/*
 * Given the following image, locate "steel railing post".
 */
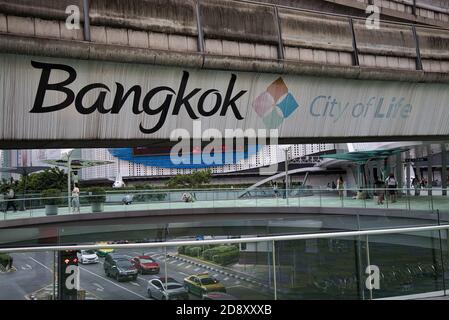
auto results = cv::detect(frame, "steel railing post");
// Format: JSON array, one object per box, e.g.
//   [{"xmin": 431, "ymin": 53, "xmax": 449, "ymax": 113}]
[
  {"xmin": 412, "ymin": 25, "xmax": 423, "ymax": 70},
  {"xmin": 349, "ymin": 18, "xmax": 360, "ymax": 66},
  {"xmin": 82, "ymin": 0, "xmax": 91, "ymax": 41},
  {"xmin": 366, "ymin": 235, "xmax": 373, "ymax": 300},
  {"xmin": 274, "ymin": 6, "xmax": 284, "ymax": 60},
  {"xmin": 195, "ymin": 0, "xmax": 205, "ymax": 53},
  {"xmin": 272, "ymin": 240, "xmax": 277, "ymax": 300}
]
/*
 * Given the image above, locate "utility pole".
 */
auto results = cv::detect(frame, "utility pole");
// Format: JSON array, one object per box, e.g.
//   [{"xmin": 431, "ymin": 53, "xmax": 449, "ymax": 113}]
[
  {"xmin": 284, "ymin": 147, "xmax": 290, "ymax": 202},
  {"xmin": 67, "ymin": 150, "xmax": 74, "ymax": 214}
]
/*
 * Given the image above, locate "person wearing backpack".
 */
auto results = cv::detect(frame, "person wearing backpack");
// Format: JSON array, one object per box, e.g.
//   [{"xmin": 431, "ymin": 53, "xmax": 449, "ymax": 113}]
[
  {"xmin": 4, "ymin": 187, "xmax": 17, "ymax": 213},
  {"xmin": 385, "ymin": 174, "xmax": 397, "ymax": 203}
]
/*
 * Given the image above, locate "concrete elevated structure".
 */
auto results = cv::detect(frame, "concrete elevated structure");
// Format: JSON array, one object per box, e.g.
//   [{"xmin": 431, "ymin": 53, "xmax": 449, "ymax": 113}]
[
  {"xmin": 2, "ymin": 0, "xmax": 449, "ymax": 76},
  {"xmin": 0, "ymin": 0, "xmax": 449, "ymax": 147}
]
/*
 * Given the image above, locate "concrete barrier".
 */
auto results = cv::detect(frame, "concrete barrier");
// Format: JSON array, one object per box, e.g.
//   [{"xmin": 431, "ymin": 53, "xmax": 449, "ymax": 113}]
[{"xmin": 1, "ymin": 0, "xmax": 449, "ymax": 76}]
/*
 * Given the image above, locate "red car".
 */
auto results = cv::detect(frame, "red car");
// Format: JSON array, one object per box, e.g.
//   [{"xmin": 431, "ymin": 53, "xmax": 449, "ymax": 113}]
[{"xmin": 130, "ymin": 255, "xmax": 160, "ymax": 274}]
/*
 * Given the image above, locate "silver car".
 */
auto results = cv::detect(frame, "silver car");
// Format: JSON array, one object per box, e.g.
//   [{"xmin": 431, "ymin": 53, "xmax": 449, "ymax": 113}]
[{"xmin": 147, "ymin": 278, "xmax": 189, "ymax": 300}]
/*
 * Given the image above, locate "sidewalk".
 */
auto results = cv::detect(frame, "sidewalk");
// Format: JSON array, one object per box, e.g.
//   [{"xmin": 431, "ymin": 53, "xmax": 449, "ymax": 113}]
[{"xmin": 26, "ymin": 284, "xmax": 99, "ymax": 300}]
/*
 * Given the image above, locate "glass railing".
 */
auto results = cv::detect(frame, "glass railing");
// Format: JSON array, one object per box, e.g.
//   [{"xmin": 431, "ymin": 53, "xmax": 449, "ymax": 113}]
[
  {"xmin": 1, "ymin": 224, "xmax": 449, "ymax": 300},
  {"xmin": 0, "ymin": 187, "xmax": 447, "ymax": 223}
]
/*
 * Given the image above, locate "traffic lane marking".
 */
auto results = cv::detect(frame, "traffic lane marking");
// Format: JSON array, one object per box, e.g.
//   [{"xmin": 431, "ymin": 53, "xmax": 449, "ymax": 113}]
[
  {"xmin": 79, "ymin": 266, "xmax": 148, "ymax": 300},
  {"xmin": 92, "ymin": 283, "xmax": 104, "ymax": 292},
  {"xmin": 29, "ymin": 257, "xmax": 52, "ymax": 273}
]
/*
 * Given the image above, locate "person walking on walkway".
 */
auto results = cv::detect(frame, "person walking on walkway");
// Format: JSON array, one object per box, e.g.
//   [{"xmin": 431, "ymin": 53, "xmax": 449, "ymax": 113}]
[
  {"xmin": 385, "ymin": 174, "xmax": 397, "ymax": 203},
  {"xmin": 273, "ymin": 182, "xmax": 279, "ymax": 198},
  {"xmin": 337, "ymin": 176, "xmax": 344, "ymax": 200},
  {"xmin": 4, "ymin": 187, "xmax": 17, "ymax": 213},
  {"xmin": 412, "ymin": 177, "xmax": 421, "ymax": 196},
  {"xmin": 71, "ymin": 183, "xmax": 80, "ymax": 213}
]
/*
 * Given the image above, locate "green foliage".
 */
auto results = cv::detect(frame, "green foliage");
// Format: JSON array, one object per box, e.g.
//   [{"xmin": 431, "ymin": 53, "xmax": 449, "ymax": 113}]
[
  {"xmin": 185, "ymin": 246, "xmax": 202, "ymax": 257},
  {"xmin": 181, "ymin": 244, "xmax": 239, "ymax": 266},
  {"xmin": 178, "ymin": 246, "xmax": 186, "ymax": 254},
  {"xmin": 18, "ymin": 167, "xmax": 67, "ymax": 192},
  {"xmin": 88, "ymin": 187, "xmax": 106, "ymax": 203},
  {"xmin": 166, "ymin": 170, "xmax": 212, "ymax": 189},
  {"xmin": 202, "ymin": 245, "xmax": 238, "ymax": 261},
  {"xmin": 132, "ymin": 184, "xmax": 167, "ymax": 201},
  {"xmin": 41, "ymin": 188, "xmax": 62, "ymax": 205},
  {"xmin": 0, "ymin": 253, "xmax": 12, "ymax": 268},
  {"xmin": 210, "ymin": 251, "xmax": 239, "ymax": 265},
  {"xmin": 0, "ymin": 178, "xmax": 18, "ymax": 193}
]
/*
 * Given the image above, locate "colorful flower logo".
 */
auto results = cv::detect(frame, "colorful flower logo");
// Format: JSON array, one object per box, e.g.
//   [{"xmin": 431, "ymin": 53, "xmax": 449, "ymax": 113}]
[{"xmin": 252, "ymin": 77, "xmax": 299, "ymax": 128}]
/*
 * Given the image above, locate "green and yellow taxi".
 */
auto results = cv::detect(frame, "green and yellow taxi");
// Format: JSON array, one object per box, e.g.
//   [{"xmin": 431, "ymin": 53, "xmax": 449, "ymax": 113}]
[
  {"xmin": 95, "ymin": 242, "xmax": 115, "ymax": 257},
  {"xmin": 183, "ymin": 273, "xmax": 226, "ymax": 297}
]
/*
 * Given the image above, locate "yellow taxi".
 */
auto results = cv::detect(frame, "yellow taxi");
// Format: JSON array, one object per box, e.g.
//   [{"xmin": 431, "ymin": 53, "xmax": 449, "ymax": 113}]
[
  {"xmin": 183, "ymin": 273, "xmax": 226, "ymax": 297},
  {"xmin": 95, "ymin": 242, "xmax": 115, "ymax": 257}
]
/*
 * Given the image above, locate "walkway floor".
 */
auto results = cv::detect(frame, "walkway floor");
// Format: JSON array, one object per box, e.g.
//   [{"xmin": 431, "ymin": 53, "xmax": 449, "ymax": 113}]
[{"xmin": 1, "ymin": 194, "xmax": 448, "ymax": 222}]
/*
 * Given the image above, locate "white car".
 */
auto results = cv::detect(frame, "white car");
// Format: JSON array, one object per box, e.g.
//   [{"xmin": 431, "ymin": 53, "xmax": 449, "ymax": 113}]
[{"xmin": 77, "ymin": 250, "xmax": 99, "ymax": 264}]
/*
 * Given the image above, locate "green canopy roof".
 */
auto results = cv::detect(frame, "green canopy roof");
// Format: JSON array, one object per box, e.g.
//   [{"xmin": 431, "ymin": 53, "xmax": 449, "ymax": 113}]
[
  {"xmin": 42, "ymin": 159, "xmax": 114, "ymax": 170},
  {"xmin": 320, "ymin": 147, "xmax": 406, "ymax": 163}
]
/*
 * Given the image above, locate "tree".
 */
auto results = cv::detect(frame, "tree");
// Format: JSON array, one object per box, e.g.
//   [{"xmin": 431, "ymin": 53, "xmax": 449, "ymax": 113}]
[
  {"xmin": 0, "ymin": 178, "xmax": 19, "ymax": 193},
  {"xmin": 18, "ymin": 167, "xmax": 68, "ymax": 192},
  {"xmin": 166, "ymin": 170, "xmax": 212, "ymax": 189}
]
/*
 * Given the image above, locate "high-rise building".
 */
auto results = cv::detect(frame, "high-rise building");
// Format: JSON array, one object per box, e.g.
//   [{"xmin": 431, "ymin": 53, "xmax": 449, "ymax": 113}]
[
  {"xmin": 0, "ymin": 149, "xmax": 64, "ymax": 180},
  {"xmin": 80, "ymin": 144, "xmax": 336, "ymax": 181}
]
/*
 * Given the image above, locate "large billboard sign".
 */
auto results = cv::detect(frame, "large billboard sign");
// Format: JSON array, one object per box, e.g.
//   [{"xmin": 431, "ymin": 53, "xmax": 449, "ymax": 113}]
[{"xmin": 1, "ymin": 53, "xmax": 449, "ymax": 144}]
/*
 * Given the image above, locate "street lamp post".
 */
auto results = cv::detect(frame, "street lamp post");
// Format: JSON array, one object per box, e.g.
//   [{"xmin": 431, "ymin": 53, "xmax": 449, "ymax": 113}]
[
  {"xmin": 282, "ymin": 146, "xmax": 291, "ymax": 202},
  {"xmin": 67, "ymin": 150, "xmax": 73, "ymax": 214}
]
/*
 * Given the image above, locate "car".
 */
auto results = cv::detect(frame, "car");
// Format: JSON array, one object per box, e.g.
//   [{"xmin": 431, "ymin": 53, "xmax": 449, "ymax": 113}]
[
  {"xmin": 130, "ymin": 255, "xmax": 160, "ymax": 274},
  {"xmin": 147, "ymin": 277, "xmax": 189, "ymax": 300},
  {"xmin": 95, "ymin": 242, "xmax": 115, "ymax": 257},
  {"xmin": 183, "ymin": 273, "xmax": 226, "ymax": 298},
  {"xmin": 103, "ymin": 253, "xmax": 138, "ymax": 282},
  {"xmin": 202, "ymin": 292, "xmax": 237, "ymax": 300},
  {"xmin": 77, "ymin": 250, "xmax": 99, "ymax": 264}
]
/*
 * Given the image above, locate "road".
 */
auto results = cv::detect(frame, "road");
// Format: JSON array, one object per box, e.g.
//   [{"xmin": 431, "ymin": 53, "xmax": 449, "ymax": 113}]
[{"xmin": 0, "ymin": 249, "xmax": 273, "ymax": 300}]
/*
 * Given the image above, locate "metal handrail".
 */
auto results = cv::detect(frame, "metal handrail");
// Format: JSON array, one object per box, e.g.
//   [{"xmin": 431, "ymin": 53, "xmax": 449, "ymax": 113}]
[
  {"xmin": 229, "ymin": 0, "xmax": 449, "ymax": 32},
  {"xmin": 1, "ymin": 223, "xmax": 448, "ymax": 253},
  {"xmin": 0, "ymin": 187, "xmax": 440, "ymax": 203},
  {"xmin": 0, "ymin": 187, "xmax": 441, "ymax": 203}
]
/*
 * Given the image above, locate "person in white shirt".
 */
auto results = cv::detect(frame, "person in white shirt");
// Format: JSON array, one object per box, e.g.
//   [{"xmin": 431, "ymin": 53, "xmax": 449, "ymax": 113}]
[
  {"xmin": 385, "ymin": 174, "xmax": 397, "ymax": 203},
  {"xmin": 71, "ymin": 183, "xmax": 80, "ymax": 213},
  {"xmin": 4, "ymin": 187, "xmax": 17, "ymax": 213}
]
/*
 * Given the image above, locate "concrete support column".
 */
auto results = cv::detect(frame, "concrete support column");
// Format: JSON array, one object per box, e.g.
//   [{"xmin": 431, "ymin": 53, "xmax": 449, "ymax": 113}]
[
  {"xmin": 369, "ymin": 162, "xmax": 375, "ymax": 188},
  {"xmin": 376, "ymin": 160, "xmax": 383, "ymax": 181},
  {"xmin": 415, "ymin": 164, "xmax": 420, "ymax": 180},
  {"xmin": 385, "ymin": 158, "xmax": 391, "ymax": 180},
  {"xmin": 406, "ymin": 151, "xmax": 411, "ymax": 195},
  {"xmin": 396, "ymin": 153, "xmax": 403, "ymax": 189},
  {"xmin": 441, "ymin": 144, "xmax": 447, "ymax": 196},
  {"xmin": 427, "ymin": 145, "xmax": 433, "ymax": 196}
]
